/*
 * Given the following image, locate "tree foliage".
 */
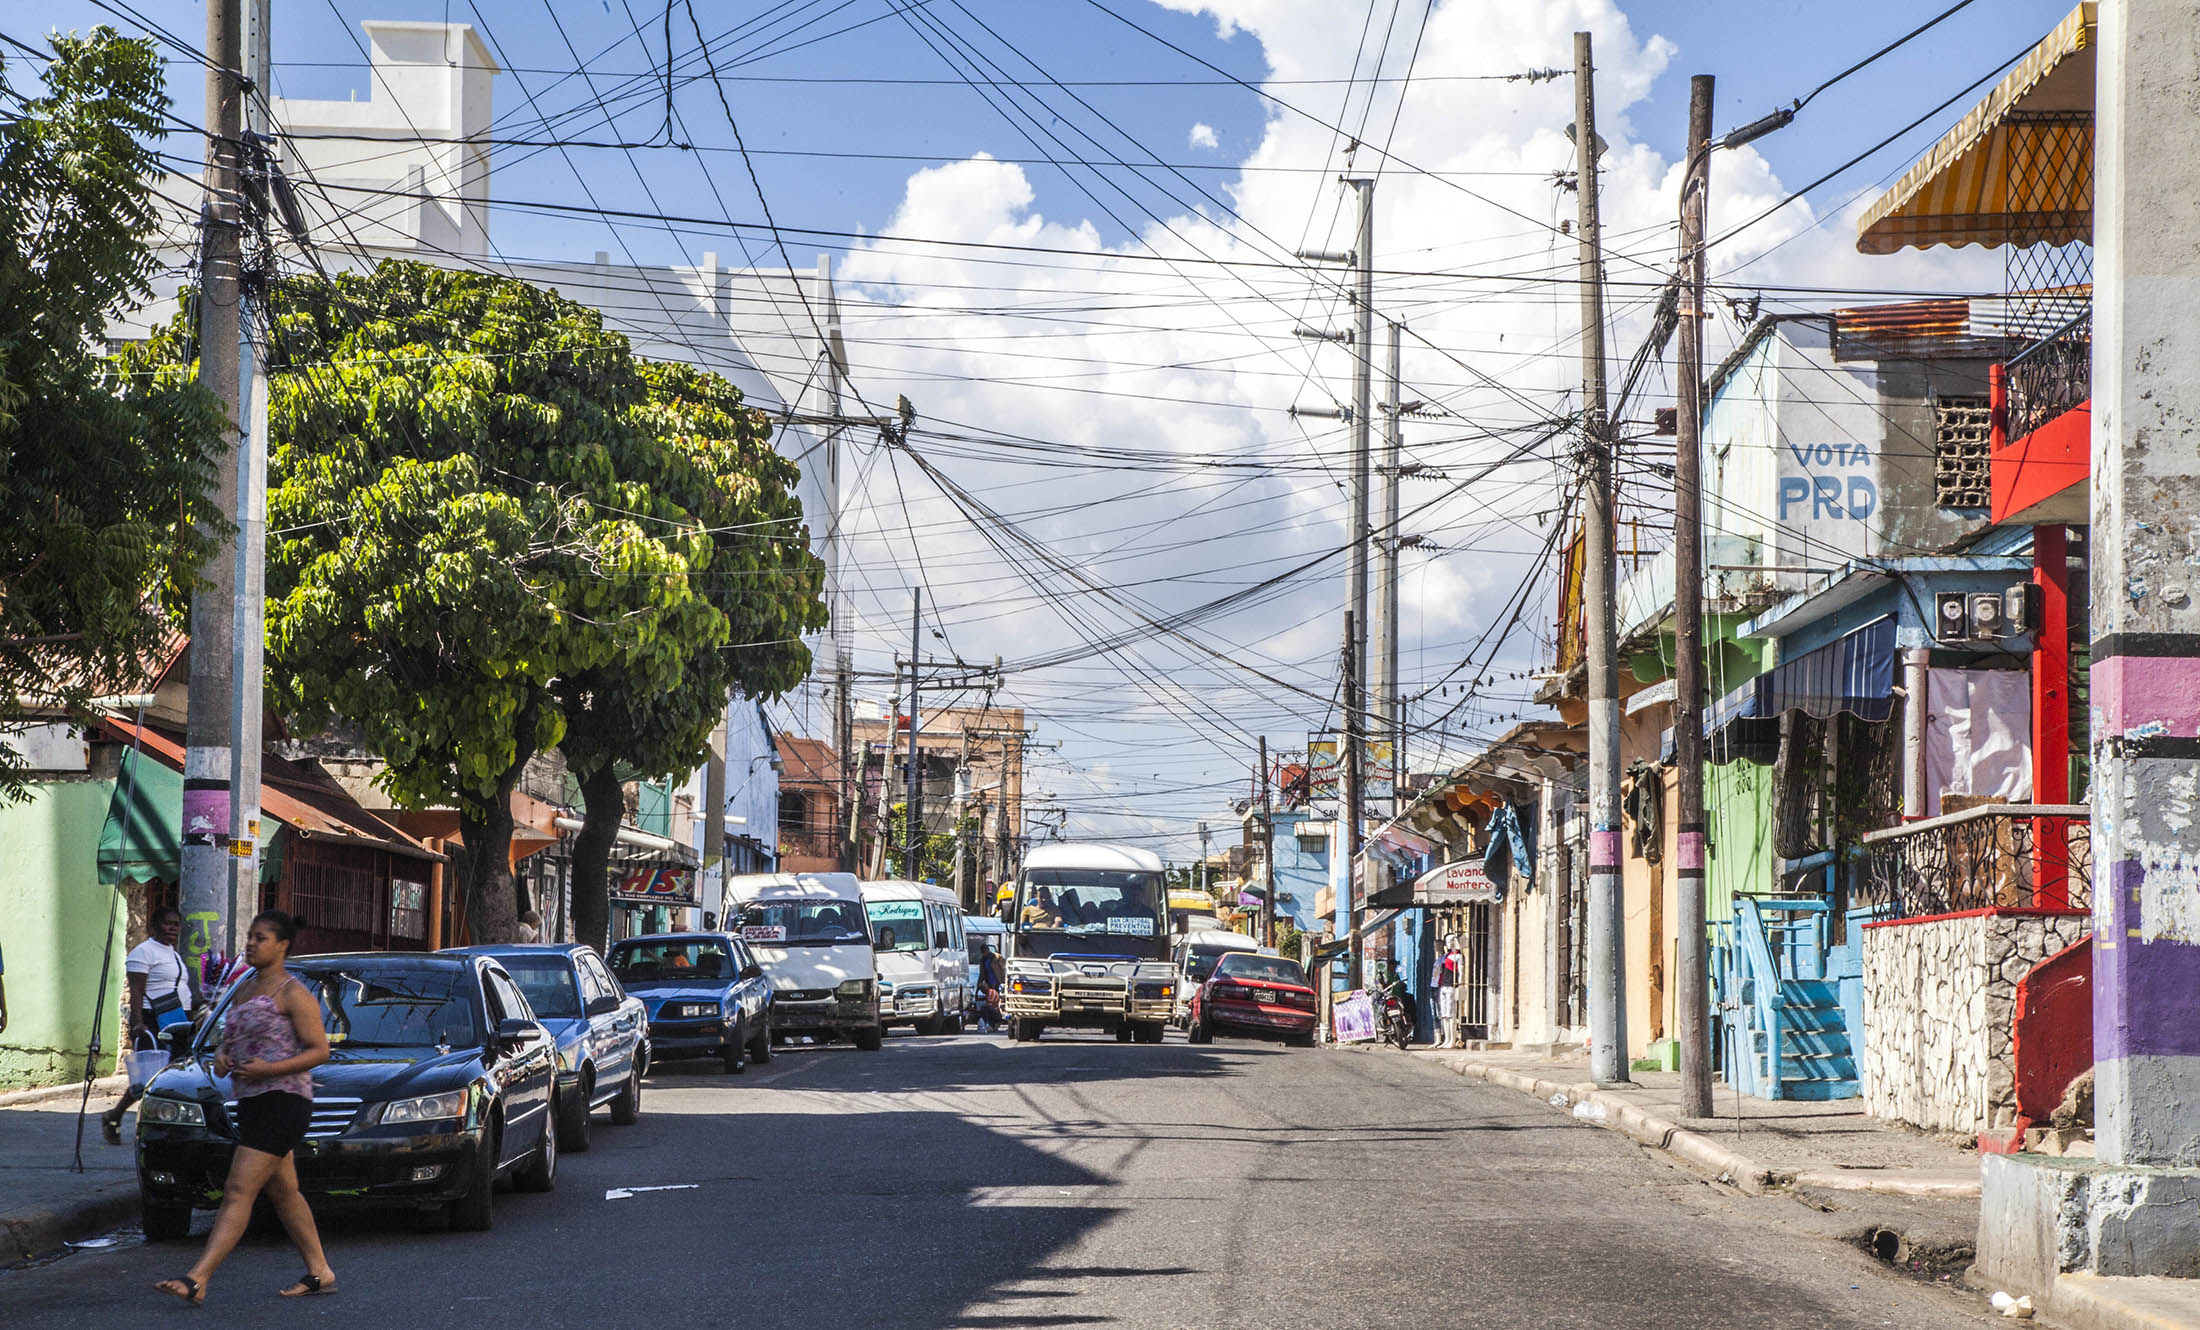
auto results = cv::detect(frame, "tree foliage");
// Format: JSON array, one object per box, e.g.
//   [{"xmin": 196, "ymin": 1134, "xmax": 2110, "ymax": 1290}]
[
  {"xmin": 134, "ymin": 259, "xmax": 824, "ymax": 940},
  {"xmin": 0, "ymin": 29, "xmax": 223, "ymax": 796}
]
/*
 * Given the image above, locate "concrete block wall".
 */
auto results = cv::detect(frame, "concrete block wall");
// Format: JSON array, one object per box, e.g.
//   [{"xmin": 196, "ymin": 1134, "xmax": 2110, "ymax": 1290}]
[{"xmin": 1860, "ymin": 911, "xmax": 2090, "ymax": 1134}]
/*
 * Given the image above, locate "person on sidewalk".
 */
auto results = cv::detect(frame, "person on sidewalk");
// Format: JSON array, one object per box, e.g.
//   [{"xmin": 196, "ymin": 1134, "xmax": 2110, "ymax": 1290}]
[
  {"xmin": 1434, "ymin": 937, "xmax": 1462, "ymax": 1049},
  {"xmin": 103, "ymin": 907, "xmax": 194, "ymax": 1144},
  {"xmin": 155, "ymin": 911, "xmax": 336, "ymax": 1306}
]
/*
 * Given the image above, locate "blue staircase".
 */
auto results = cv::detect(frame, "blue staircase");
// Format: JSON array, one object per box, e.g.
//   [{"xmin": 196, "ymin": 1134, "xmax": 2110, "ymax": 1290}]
[{"xmin": 1719, "ymin": 896, "xmax": 1859, "ymax": 1101}]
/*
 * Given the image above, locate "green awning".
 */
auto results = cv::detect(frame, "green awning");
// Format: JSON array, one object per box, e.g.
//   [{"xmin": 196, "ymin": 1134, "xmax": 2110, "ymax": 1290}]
[{"xmin": 98, "ymin": 749, "xmax": 285, "ymax": 887}]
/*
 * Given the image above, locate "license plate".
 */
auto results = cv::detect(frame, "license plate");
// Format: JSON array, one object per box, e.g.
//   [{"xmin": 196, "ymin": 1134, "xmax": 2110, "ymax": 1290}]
[{"xmin": 1253, "ymin": 989, "xmax": 1277, "ymax": 1004}]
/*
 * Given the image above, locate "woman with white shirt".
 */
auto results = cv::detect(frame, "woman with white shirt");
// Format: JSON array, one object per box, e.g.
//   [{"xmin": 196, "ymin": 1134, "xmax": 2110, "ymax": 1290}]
[{"xmin": 103, "ymin": 907, "xmax": 194, "ymax": 1144}]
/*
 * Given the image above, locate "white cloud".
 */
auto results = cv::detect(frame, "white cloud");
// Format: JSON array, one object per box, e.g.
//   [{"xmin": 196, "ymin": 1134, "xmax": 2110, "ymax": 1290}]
[{"xmin": 821, "ymin": 0, "xmax": 1989, "ymax": 852}]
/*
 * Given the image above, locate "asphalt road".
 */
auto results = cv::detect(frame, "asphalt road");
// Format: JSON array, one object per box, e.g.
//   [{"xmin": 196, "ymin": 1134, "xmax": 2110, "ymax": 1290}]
[{"xmin": 0, "ymin": 1029, "xmax": 1994, "ymax": 1328}]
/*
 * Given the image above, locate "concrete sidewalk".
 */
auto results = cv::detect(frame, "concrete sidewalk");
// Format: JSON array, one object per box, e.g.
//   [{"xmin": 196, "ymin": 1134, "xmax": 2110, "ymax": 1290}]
[{"xmin": 0, "ymin": 1082, "xmax": 143, "ymax": 1264}]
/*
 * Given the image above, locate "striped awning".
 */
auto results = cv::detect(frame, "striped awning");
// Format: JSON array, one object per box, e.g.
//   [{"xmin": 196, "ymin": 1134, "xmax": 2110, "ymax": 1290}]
[
  {"xmin": 1664, "ymin": 617, "xmax": 1899, "ymax": 766},
  {"xmin": 1856, "ymin": 3, "xmax": 2095, "ymax": 255}
]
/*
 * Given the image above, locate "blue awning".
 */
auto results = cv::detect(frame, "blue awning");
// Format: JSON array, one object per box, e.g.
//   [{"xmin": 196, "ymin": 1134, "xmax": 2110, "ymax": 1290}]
[{"xmin": 1665, "ymin": 616, "xmax": 1898, "ymax": 764}]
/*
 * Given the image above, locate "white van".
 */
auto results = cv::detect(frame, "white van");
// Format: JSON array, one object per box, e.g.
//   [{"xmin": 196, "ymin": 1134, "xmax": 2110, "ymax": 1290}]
[
  {"xmin": 963, "ymin": 912, "xmax": 1007, "ymax": 997},
  {"xmin": 1170, "ymin": 928, "xmax": 1266, "ymax": 1028},
  {"xmin": 725, "ymin": 872, "xmax": 883, "ymax": 1051},
  {"xmin": 858, "ymin": 879, "xmax": 969, "ymax": 1035}
]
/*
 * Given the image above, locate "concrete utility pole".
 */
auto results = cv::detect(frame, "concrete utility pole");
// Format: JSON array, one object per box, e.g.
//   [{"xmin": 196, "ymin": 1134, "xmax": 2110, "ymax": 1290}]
[
  {"xmin": 1197, "ymin": 821, "xmax": 1210, "ymax": 896},
  {"xmin": 818, "ymin": 256, "xmax": 858, "ymax": 875},
  {"xmin": 1572, "ymin": 31, "xmax": 1629, "ymax": 1085},
  {"xmin": 952, "ymin": 725, "xmax": 973, "ymax": 903},
  {"xmin": 702, "ymin": 709, "xmax": 727, "ymax": 905},
  {"xmin": 904, "ymin": 588, "xmax": 922, "ymax": 879},
  {"xmin": 1258, "ymin": 736, "xmax": 1275, "ymax": 949},
  {"xmin": 1672, "ymin": 73, "xmax": 1715, "ymax": 1120},
  {"xmin": 1341, "ymin": 611, "xmax": 1364, "ymax": 989},
  {"xmin": 1374, "ymin": 320, "xmax": 1405, "ymax": 814},
  {"xmin": 180, "ymin": 0, "xmax": 268, "ymax": 975}
]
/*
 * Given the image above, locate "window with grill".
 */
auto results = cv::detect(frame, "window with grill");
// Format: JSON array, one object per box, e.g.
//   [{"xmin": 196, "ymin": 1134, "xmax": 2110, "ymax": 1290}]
[{"xmin": 1933, "ymin": 395, "xmax": 1993, "ymax": 509}]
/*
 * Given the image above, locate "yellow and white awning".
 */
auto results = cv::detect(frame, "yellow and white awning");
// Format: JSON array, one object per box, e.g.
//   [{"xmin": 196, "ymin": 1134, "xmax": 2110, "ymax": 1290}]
[{"xmin": 1856, "ymin": 2, "xmax": 2095, "ymax": 255}]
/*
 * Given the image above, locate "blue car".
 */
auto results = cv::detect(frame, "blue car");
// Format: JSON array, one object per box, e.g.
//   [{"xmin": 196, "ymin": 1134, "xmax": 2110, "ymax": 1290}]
[
  {"xmin": 444, "ymin": 943, "xmax": 648, "ymax": 1151},
  {"xmin": 606, "ymin": 933, "xmax": 774, "ymax": 1074}
]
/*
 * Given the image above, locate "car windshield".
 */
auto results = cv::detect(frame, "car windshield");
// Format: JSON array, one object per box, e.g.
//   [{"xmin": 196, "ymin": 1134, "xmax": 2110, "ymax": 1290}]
[
  {"xmin": 1185, "ymin": 945, "xmax": 1247, "ymax": 982},
  {"xmin": 1215, "ymin": 954, "xmax": 1306, "ymax": 987},
  {"xmin": 1020, "ymin": 869, "xmax": 1163, "ymax": 938},
  {"xmin": 495, "ymin": 956, "xmax": 583, "ymax": 1018},
  {"xmin": 736, "ymin": 900, "xmax": 868, "ymax": 947},
  {"xmin": 864, "ymin": 900, "xmax": 929, "ymax": 952},
  {"xmin": 251, "ymin": 964, "xmax": 478, "ymax": 1049},
  {"xmin": 609, "ymin": 939, "xmax": 734, "ymax": 982}
]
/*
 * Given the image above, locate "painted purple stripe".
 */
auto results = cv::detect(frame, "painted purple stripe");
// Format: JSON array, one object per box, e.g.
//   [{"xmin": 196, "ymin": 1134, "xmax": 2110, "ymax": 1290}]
[
  {"xmin": 2096, "ymin": 859, "xmax": 2200, "ymax": 1062},
  {"xmin": 1676, "ymin": 832, "xmax": 1706, "ymax": 872},
  {"xmin": 1589, "ymin": 830, "xmax": 1621, "ymax": 868},
  {"xmin": 2094, "ymin": 655, "xmax": 2200, "ymax": 739}
]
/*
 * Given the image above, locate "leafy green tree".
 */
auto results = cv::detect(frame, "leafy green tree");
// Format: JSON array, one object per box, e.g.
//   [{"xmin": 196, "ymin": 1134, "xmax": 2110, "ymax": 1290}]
[
  {"xmin": 0, "ymin": 29, "xmax": 223, "ymax": 796},
  {"xmin": 556, "ymin": 359, "xmax": 822, "ymax": 949}
]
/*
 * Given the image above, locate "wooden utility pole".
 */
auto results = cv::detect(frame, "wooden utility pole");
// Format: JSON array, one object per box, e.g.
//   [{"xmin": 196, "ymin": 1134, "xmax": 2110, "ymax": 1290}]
[
  {"xmin": 1258, "ymin": 736, "xmax": 1275, "ymax": 949},
  {"xmin": 1341, "ymin": 611, "xmax": 1364, "ymax": 989},
  {"xmin": 1673, "ymin": 73, "xmax": 1716, "ymax": 1119},
  {"xmin": 1573, "ymin": 31, "xmax": 1629, "ymax": 1085},
  {"xmin": 904, "ymin": 589, "xmax": 922, "ymax": 879}
]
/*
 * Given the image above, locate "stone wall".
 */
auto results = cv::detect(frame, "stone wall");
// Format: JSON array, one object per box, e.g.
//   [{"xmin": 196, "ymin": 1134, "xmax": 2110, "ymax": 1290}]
[{"xmin": 1860, "ymin": 911, "xmax": 2090, "ymax": 1134}]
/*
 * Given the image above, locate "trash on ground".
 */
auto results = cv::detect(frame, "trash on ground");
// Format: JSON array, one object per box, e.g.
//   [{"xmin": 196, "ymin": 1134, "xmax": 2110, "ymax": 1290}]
[
  {"xmin": 605, "ymin": 1184, "xmax": 701, "ymax": 1200},
  {"xmin": 1990, "ymin": 1292, "xmax": 2035, "ymax": 1319},
  {"xmin": 1571, "ymin": 1102, "xmax": 1608, "ymax": 1121}
]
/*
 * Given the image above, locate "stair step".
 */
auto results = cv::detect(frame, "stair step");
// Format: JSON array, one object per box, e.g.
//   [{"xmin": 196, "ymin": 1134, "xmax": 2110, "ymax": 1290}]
[{"xmin": 1778, "ymin": 1078, "xmax": 1860, "ymax": 1101}]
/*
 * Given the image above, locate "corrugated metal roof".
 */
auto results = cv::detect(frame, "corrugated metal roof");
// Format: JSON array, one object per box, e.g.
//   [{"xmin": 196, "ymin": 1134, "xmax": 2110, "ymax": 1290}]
[{"xmin": 1833, "ymin": 297, "xmax": 2024, "ymax": 362}]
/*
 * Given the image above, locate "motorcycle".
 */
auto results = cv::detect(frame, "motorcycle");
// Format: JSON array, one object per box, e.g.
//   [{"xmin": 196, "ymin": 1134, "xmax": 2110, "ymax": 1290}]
[{"xmin": 1376, "ymin": 985, "xmax": 1414, "ymax": 1050}]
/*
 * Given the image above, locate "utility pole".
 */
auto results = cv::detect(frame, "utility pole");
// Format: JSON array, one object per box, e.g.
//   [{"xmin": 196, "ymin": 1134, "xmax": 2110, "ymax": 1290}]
[
  {"xmin": 1673, "ymin": 74, "xmax": 1715, "ymax": 1119},
  {"xmin": 1573, "ymin": 31, "xmax": 1629, "ymax": 1085},
  {"xmin": 180, "ymin": 0, "xmax": 265, "ymax": 977},
  {"xmin": 1374, "ymin": 320, "xmax": 1405, "ymax": 815},
  {"xmin": 904, "ymin": 588, "xmax": 922, "ymax": 880},
  {"xmin": 952, "ymin": 725, "xmax": 973, "ymax": 904},
  {"xmin": 1197, "ymin": 821, "xmax": 1210, "ymax": 897},
  {"xmin": 1258, "ymin": 736, "xmax": 1275, "ymax": 949},
  {"xmin": 818, "ymin": 255, "xmax": 857, "ymax": 875},
  {"xmin": 702, "ymin": 707, "xmax": 727, "ymax": 908},
  {"xmin": 1341, "ymin": 611, "xmax": 1364, "ymax": 989}
]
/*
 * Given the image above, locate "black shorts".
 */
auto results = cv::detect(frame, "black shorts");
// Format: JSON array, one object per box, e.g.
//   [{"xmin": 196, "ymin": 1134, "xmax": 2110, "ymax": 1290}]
[{"xmin": 232, "ymin": 1091, "xmax": 313, "ymax": 1156}]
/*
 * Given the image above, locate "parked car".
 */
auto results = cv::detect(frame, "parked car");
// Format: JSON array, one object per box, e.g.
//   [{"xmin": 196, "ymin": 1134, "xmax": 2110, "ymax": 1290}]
[
  {"xmin": 1169, "ymin": 928, "xmax": 1264, "ymax": 1028},
  {"xmin": 444, "ymin": 943, "xmax": 648, "ymax": 1151},
  {"xmin": 136, "ymin": 952, "xmax": 558, "ymax": 1238},
  {"xmin": 1186, "ymin": 952, "xmax": 1318, "ymax": 1047},
  {"xmin": 605, "ymin": 932, "xmax": 773, "ymax": 1073}
]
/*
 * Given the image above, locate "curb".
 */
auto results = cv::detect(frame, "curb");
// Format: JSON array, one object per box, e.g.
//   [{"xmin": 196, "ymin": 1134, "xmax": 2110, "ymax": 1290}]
[
  {"xmin": 1, "ymin": 1182, "xmax": 142, "ymax": 1264},
  {"xmin": 0, "ymin": 1076, "xmax": 127, "ymax": 1110},
  {"xmin": 1422, "ymin": 1053, "xmax": 1785, "ymax": 1193},
  {"xmin": 2048, "ymin": 1274, "xmax": 2200, "ymax": 1330}
]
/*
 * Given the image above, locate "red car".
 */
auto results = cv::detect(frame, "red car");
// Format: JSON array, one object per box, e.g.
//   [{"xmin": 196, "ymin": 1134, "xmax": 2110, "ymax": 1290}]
[{"xmin": 1186, "ymin": 952, "xmax": 1317, "ymax": 1046}]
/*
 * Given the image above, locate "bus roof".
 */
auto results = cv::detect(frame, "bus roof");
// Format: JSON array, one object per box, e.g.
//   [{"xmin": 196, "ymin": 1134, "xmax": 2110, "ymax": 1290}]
[
  {"xmin": 725, "ymin": 871, "xmax": 861, "ymax": 903},
  {"xmin": 858, "ymin": 879, "xmax": 960, "ymax": 905},
  {"xmin": 1022, "ymin": 843, "xmax": 1164, "ymax": 874}
]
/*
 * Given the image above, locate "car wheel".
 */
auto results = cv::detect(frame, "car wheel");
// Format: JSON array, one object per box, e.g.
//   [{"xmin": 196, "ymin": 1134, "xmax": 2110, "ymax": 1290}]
[
  {"xmin": 514, "ymin": 1115, "xmax": 557, "ymax": 1194},
  {"xmin": 1138, "ymin": 1022, "xmax": 1164, "ymax": 1044},
  {"xmin": 141, "ymin": 1196, "xmax": 192, "ymax": 1242},
  {"xmin": 747, "ymin": 1022, "xmax": 772, "ymax": 1065},
  {"xmin": 852, "ymin": 1023, "xmax": 884, "ymax": 1052},
  {"xmin": 1188, "ymin": 1010, "xmax": 1212, "ymax": 1045},
  {"xmin": 1289, "ymin": 1031, "xmax": 1316, "ymax": 1048},
  {"xmin": 609, "ymin": 1064, "xmax": 642, "ymax": 1125},
  {"xmin": 555, "ymin": 1075, "xmax": 592, "ymax": 1152},
  {"xmin": 915, "ymin": 1012, "xmax": 944, "ymax": 1036},
  {"xmin": 722, "ymin": 1038, "xmax": 746, "ymax": 1073},
  {"xmin": 1114, "ymin": 1023, "xmax": 1133, "ymax": 1043},
  {"xmin": 448, "ymin": 1128, "xmax": 498, "ymax": 1232}
]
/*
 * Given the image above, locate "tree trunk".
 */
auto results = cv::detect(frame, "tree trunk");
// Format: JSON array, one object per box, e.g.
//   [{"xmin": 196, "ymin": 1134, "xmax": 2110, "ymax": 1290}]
[
  {"xmin": 570, "ymin": 760, "xmax": 624, "ymax": 953},
  {"xmin": 452, "ymin": 708, "xmax": 542, "ymax": 945}
]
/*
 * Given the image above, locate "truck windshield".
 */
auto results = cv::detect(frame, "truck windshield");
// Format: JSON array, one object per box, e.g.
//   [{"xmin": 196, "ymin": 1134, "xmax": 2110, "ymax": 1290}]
[
  {"xmin": 865, "ymin": 900, "xmax": 929, "ymax": 952},
  {"xmin": 1020, "ymin": 869, "xmax": 1163, "ymax": 938},
  {"xmin": 737, "ymin": 900, "xmax": 869, "ymax": 947}
]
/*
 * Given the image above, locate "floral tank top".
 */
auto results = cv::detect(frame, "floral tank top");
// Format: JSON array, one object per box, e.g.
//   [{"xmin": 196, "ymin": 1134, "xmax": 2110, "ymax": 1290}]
[{"xmin": 221, "ymin": 979, "xmax": 315, "ymax": 1100}]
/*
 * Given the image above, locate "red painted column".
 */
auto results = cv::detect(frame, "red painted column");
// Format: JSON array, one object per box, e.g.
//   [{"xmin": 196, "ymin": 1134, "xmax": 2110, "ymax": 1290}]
[{"xmin": 2032, "ymin": 524, "xmax": 2070, "ymax": 908}]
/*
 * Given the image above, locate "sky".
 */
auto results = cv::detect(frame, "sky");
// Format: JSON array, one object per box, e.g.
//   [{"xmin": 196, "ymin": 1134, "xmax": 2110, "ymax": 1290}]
[{"xmin": 24, "ymin": 0, "xmax": 2081, "ymax": 862}]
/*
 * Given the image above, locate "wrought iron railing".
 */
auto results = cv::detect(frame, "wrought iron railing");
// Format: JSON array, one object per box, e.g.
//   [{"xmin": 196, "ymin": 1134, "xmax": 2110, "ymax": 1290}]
[
  {"xmin": 2002, "ymin": 306, "xmax": 2091, "ymax": 443},
  {"xmin": 1855, "ymin": 804, "xmax": 2091, "ymax": 919},
  {"xmin": 776, "ymin": 830, "xmax": 840, "ymax": 863}
]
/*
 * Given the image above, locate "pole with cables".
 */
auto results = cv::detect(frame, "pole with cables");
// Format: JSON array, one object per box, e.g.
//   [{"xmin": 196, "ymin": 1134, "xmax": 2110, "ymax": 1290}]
[
  {"xmin": 1376, "ymin": 320, "xmax": 1405, "ymax": 815},
  {"xmin": 1573, "ymin": 31, "xmax": 1629, "ymax": 1085},
  {"xmin": 905, "ymin": 588, "xmax": 922, "ymax": 879},
  {"xmin": 1674, "ymin": 73, "xmax": 1716, "ymax": 1119}
]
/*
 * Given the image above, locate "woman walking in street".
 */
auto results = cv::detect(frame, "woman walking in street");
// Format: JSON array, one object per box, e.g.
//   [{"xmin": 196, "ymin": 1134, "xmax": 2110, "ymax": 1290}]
[{"xmin": 156, "ymin": 910, "xmax": 337, "ymax": 1305}]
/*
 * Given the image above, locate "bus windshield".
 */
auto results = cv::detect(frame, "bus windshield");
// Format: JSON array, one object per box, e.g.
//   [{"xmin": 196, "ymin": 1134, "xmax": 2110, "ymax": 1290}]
[
  {"xmin": 1019, "ymin": 869, "xmax": 1163, "ymax": 939},
  {"xmin": 864, "ymin": 900, "xmax": 929, "ymax": 952}
]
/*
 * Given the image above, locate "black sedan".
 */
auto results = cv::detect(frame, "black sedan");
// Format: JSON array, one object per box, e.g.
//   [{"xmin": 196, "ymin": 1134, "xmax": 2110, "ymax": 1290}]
[
  {"xmin": 136, "ymin": 952, "xmax": 558, "ymax": 1238},
  {"xmin": 607, "ymin": 933, "xmax": 773, "ymax": 1073},
  {"xmin": 445, "ymin": 943, "xmax": 649, "ymax": 1151}
]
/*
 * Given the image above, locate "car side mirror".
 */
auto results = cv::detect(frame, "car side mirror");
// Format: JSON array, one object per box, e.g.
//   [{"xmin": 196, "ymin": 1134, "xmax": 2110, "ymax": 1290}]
[
  {"xmin": 162, "ymin": 1023, "xmax": 197, "ymax": 1062},
  {"xmin": 586, "ymin": 994, "xmax": 620, "ymax": 1017},
  {"xmin": 871, "ymin": 937, "xmax": 890, "ymax": 951},
  {"xmin": 494, "ymin": 1016, "xmax": 536, "ymax": 1050},
  {"xmin": 739, "ymin": 962, "xmax": 764, "ymax": 981},
  {"xmin": 932, "ymin": 932, "xmax": 951, "ymax": 951}
]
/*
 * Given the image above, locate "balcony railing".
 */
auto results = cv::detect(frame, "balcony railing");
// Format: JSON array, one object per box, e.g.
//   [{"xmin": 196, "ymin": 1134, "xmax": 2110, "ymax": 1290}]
[
  {"xmin": 776, "ymin": 830, "xmax": 840, "ymax": 863},
  {"xmin": 1855, "ymin": 804, "xmax": 2090, "ymax": 919},
  {"xmin": 2001, "ymin": 306, "xmax": 2090, "ymax": 443}
]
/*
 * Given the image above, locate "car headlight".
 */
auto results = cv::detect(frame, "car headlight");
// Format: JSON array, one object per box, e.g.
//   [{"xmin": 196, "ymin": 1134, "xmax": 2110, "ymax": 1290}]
[
  {"xmin": 141, "ymin": 1096, "xmax": 204, "ymax": 1127},
  {"xmin": 668, "ymin": 1002, "xmax": 715, "ymax": 1019},
  {"xmin": 376, "ymin": 1089, "xmax": 469, "ymax": 1127},
  {"xmin": 836, "ymin": 979, "xmax": 871, "ymax": 998},
  {"xmin": 1010, "ymin": 976, "xmax": 1053, "ymax": 994},
  {"xmin": 1133, "ymin": 983, "xmax": 1171, "ymax": 998}
]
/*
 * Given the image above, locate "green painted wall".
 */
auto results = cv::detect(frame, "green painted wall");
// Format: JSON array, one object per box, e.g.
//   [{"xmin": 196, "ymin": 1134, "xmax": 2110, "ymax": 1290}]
[
  {"xmin": 1705, "ymin": 759, "xmax": 1775, "ymax": 929},
  {"xmin": 0, "ymin": 779, "xmax": 126, "ymax": 1091}
]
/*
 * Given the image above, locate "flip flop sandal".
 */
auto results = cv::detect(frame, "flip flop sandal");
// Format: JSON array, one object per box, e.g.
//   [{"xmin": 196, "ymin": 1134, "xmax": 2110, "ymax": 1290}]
[
  {"xmin": 156, "ymin": 1276, "xmax": 205, "ymax": 1305},
  {"xmin": 280, "ymin": 1273, "xmax": 338, "ymax": 1298}
]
